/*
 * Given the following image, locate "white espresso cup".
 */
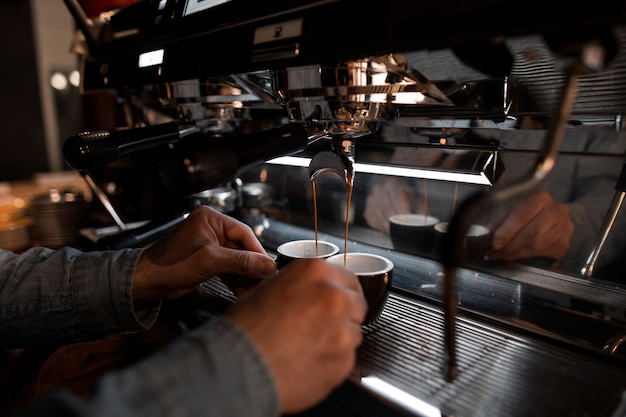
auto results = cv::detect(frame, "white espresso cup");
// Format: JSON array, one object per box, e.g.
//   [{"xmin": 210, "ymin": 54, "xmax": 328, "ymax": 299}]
[
  {"xmin": 276, "ymin": 239, "xmax": 340, "ymax": 269},
  {"xmin": 326, "ymin": 253, "xmax": 393, "ymax": 325}
]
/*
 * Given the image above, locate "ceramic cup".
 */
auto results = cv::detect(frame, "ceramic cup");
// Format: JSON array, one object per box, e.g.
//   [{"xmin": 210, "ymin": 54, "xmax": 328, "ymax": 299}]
[
  {"xmin": 326, "ymin": 253, "xmax": 394, "ymax": 325},
  {"xmin": 434, "ymin": 221, "xmax": 491, "ymax": 264},
  {"xmin": 389, "ymin": 214, "xmax": 440, "ymax": 256},
  {"xmin": 276, "ymin": 239, "xmax": 340, "ymax": 269}
]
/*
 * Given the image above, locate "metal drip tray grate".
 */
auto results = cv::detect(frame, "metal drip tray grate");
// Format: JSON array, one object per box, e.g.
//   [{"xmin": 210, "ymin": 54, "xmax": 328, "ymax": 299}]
[
  {"xmin": 359, "ymin": 296, "xmax": 626, "ymax": 417},
  {"xmin": 195, "ymin": 278, "xmax": 626, "ymax": 417}
]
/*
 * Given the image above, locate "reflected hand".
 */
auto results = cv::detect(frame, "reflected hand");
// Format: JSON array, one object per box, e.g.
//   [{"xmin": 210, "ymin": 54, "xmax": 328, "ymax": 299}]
[
  {"xmin": 133, "ymin": 205, "xmax": 277, "ymax": 303},
  {"xmin": 363, "ymin": 177, "xmax": 418, "ymax": 234},
  {"xmin": 226, "ymin": 258, "xmax": 367, "ymax": 414},
  {"xmin": 488, "ymin": 191, "xmax": 573, "ymax": 261}
]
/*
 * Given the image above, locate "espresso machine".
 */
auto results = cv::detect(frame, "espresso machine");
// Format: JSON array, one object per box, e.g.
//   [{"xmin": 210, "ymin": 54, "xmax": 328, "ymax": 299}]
[{"xmin": 63, "ymin": 1, "xmax": 626, "ymax": 416}]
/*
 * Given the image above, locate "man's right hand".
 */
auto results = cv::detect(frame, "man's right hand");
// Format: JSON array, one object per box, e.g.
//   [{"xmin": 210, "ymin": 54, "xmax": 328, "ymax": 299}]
[{"xmin": 224, "ymin": 258, "xmax": 367, "ymax": 415}]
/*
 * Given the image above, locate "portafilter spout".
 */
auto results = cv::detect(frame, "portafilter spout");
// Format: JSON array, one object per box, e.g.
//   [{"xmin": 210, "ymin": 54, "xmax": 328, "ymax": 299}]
[
  {"xmin": 439, "ymin": 28, "xmax": 617, "ymax": 383},
  {"xmin": 308, "ymin": 136, "xmax": 355, "ymax": 187}
]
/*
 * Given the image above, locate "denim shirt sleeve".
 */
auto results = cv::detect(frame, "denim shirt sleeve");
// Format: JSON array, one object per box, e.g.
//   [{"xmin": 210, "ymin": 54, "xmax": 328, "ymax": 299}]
[
  {"xmin": 0, "ymin": 247, "xmax": 160, "ymax": 348},
  {"xmin": 17, "ymin": 316, "xmax": 280, "ymax": 417}
]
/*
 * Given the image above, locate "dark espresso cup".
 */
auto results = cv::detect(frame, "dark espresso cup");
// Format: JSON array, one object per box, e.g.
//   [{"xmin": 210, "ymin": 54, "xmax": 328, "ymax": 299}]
[
  {"xmin": 434, "ymin": 222, "xmax": 491, "ymax": 264},
  {"xmin": 276, "ymin": 239, "xmax": 340, "ymax": 269},
  {"xmin": 389, "ymin": 214, "xmax": 440, "ymax": 256},
  {"xmin": 326, "ymin": 253, "xmax": 393, "ymax": 325}
]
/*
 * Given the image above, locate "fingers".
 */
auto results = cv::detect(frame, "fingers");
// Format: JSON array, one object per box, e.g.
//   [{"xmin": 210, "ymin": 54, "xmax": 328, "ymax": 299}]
[
  {"xmin": 187, "ymin": 206, "xmax": 277, "ymax": 276},
  {"xmin": 229, "ymin": 258, "xmax": 367, "ymax": 327},
  {"xmin": 490, "ymin": 221, "xmax": 554, "ymax": 259},
  {"xmin": 134, "ymin": 206, "xmax": 277, "ymax": 302},
  {"xmin": 198, "ymin": 245, "xmax": 277, "ymax": 278},
  {"xmin": 491, "ymin": 191, "xmax": 555, "ymax": 250},
  {"xmin": 491, "ymin": 200, "xmax": 542, "ymax": 251},
  {"xmin": 323, "ymin": 260, "xmax": 365, "ymax": 295},
  {"xmin": 489, "ymin": 192, "xmax": 573, "ymax": 260},
  {"xmin": 200, "ymin": 206, "xmax": 268, "ymax": 255},
  {"xmin": 490, "ymin": 226, "xmax": 570, "ymax": 260},
  {"xmin": 225, "ymin": 259, "xmax": 366, "ymax": 413},
  {"xmin": 318, "ymin": 261, "xmax": 368, "ymax": 324}
]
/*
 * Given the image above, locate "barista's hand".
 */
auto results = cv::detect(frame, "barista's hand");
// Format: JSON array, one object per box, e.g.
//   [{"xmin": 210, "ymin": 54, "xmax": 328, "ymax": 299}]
[
  {"xmin": 488, "ymin": 191, "xmax": 573, "ymax": 261},
  {"xmin": 225, "ymin": 258, "xmax": 367, "ymax": 414},
  {"xmin": 364, "ymin": 177, "xmax": 418, "ymax": 234},
  {"xmin": 132, "ymin": 205, "xmax": 277, "ymax": 303}
]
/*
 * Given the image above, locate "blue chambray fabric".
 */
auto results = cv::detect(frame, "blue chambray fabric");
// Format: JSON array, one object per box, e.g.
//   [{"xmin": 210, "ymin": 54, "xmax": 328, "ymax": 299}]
[
  {"xmin": 1, "ymin": 247, "xmax": 279, "ymax": 417},
  {"xmin": 17, "ymin": 317, "xmax": 279, "ymax": 417},
  {"xmin": 0, "ymin": 247, "xmax": 157, "ymax": 347}
]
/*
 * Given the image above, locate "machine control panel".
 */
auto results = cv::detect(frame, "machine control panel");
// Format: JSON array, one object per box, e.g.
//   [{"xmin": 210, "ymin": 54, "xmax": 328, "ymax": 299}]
[{"xmin": 78, "ymin": 0, "xmax": 626, "ymax": 95}]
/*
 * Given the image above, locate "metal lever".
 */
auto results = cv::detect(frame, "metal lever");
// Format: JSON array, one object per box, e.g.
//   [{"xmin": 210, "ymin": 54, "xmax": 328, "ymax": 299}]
[
  {"xmin": 63, "ymin": 0, "xmax": 142, "ymax": 52},
  {"xmin": 81, "ymin": 172, "xmax": 127, "ymax": 231},
  {"xmin": 63, "ymin": 0, "xmax": 103, "ymax": 50}
]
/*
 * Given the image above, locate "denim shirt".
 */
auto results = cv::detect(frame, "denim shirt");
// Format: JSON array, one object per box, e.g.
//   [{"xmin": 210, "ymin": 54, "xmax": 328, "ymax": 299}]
[
  {"xmin": 0, "ymin": 247, "xmax": 155, "ymax": 347},
  {"xmin": 1, "ymin": 248, "xmax": 279, "ymax": 417}
]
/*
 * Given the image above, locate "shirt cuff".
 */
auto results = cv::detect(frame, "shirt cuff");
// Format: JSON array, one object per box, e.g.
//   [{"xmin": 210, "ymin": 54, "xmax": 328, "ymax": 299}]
[{"xmin": 71, "ymin": 248, "xmax": 160, "ymax": 338}]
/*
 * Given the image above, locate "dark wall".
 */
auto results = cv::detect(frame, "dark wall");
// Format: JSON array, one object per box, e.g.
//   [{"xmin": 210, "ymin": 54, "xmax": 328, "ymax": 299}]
[{"xmin": 0, "ymin": 0, "xmax": 49, "ymax": 181}]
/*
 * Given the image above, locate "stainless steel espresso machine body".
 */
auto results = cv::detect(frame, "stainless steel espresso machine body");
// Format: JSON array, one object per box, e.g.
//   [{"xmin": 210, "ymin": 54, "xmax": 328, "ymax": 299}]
[{"xmin": 63, "ymin": 1, "xmax": 626, "ymax": 416}]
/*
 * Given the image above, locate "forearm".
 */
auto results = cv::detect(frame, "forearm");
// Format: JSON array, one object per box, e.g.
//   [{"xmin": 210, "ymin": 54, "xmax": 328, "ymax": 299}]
[
  {"xmin": 17, "ymin": 317, "xmax": 279, "ymax": 417},
  {"xmin": 0, "ymin": 247, "xmax": 159, "ymax": 348}
]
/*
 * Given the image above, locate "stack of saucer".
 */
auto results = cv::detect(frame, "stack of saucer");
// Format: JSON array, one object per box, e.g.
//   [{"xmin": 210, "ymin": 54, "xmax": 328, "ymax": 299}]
[
  {"xmin": 0, "ymin": 196, "xmax": 32, "ymax": 252},
  {"xmin": 30, "ymin": 189, "xmax": 87, "ymax": 248},
  {"xmin": 0, "ymin": 216, "xmax": 33, "ymax": 252}
]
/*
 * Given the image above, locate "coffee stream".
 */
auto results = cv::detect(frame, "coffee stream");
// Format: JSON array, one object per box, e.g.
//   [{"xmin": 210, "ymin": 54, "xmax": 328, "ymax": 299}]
[
  {"xmin": 312, "ymin": 180, "xmax": 319, "ymax": 256},
  {"xmin": 311, "ymin": 170, "xmax": 354, "ymax": 266},
  {"xmin": 344, "ymin": 180, "xmax": 354, "ymax": 265},
  {"xmin": 311, "ymin": 150, "xmax": 481, "ymax": 265}
]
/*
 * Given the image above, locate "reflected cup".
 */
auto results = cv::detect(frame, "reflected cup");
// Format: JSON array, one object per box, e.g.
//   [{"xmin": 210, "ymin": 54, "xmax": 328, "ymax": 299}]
[
  {"xmin": 276, "ymin": 239, "xmax": 340, "ymax": 269},
  {"xmin": 389, "ymin": 214, "xmax": 439, "ymax": 256},
  {"xmin": 434, "ymin": 222, "xmax": 491, "ymax": 264},
  {"xmin": 326, "ymin": 253, "xmax": 393, "ymax": 325}
]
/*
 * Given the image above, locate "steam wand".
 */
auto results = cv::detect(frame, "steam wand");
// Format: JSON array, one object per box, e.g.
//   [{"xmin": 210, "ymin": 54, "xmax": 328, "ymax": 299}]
[
  {"xmin": 439, "ymin": 58, "xmax": 585, "ymax": 382},
  {"xmin": 581, "ymin": 162, "xmax": 626, "ymax": 277}
]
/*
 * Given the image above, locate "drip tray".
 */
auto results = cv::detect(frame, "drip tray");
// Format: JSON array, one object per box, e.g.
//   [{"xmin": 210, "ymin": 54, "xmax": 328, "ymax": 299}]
[{"xmin": 187, "ymin": 278, "xmax": 626, "ymax": 417}]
